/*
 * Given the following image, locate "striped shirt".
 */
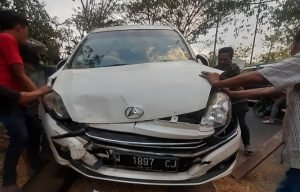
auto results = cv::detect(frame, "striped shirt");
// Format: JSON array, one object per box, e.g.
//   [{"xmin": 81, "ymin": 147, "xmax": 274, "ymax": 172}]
[{"xmin": 258, "ymin": 52, "xmax": 300, "ymax": 169}]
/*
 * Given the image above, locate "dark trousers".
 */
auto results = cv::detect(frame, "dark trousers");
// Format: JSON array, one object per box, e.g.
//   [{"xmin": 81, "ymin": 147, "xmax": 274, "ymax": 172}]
[
  {"xmin": 0, "ymin": 107, "xmax": 42, "ymax": 186},
  {"xmin": 233, "ymin": 103, "xmax": 250, "ymax": 146},
  {"xmin": 271, "ymin": 96, "xmax": 286, "ymax": 119},
  {"xmin": 276, "ymin": 168, "xmax": 300, "ymax": 192}
]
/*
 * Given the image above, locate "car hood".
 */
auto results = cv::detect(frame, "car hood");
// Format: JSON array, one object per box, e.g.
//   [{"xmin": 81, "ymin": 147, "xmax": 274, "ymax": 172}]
[{"xmin": 52, "ymin": 61, "xmax": 221, "ymax": 124}]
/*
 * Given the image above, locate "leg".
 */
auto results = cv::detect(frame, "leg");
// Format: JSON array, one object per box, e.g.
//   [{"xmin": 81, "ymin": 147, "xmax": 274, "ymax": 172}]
[
  {"xmin": 276, "ymin": 168, "xmax": 300, "ymax": 192},
  {"xmin": 25, "ymin": 109, "xmax": 42, "ymax": 170},
  {"xmin": 0, "ymin": 108, "xmax": 28, "ymax": 186},
  {"xmin": 264, "ymin": 97, "xmax": 286, "ymax": 124},
  {"xmin": 236, "ymin": 111, "xmax": 250, "ymax": 146},
  {"xmin": 270, "ymin": 97, "xmax": 285, "ymax": 119}
]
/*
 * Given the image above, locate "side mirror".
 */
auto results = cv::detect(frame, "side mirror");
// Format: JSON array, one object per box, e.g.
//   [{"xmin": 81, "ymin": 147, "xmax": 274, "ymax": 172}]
[
  {"xmin": 196, "ymin": 54, "xmax": 209, "ymax": 66},
  {"xmin": 56, "ymin": 59, "xmax": 67, "ymax": 71}
]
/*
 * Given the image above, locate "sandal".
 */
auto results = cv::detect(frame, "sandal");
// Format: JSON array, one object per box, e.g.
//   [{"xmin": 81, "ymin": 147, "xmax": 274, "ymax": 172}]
[
  {"xmin": 262, "ymin": 119, "xmax": 275, "ymax": 124},
  {"xmin": 244, "ymin": 145, "xmax": 253, "ymax": 156}
]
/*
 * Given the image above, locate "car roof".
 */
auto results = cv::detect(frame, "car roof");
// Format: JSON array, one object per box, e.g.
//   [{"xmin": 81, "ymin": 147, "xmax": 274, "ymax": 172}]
[
  {"xmin": 91, "ymin": 25, "xmax": 174, "ymax": 33},
  {"xmin": 242, "ymin": 63, "xmax": 275, "ymax": 70}
]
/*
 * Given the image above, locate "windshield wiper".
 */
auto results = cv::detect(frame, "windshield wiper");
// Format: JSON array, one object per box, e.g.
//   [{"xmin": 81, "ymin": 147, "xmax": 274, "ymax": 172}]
[{"xmin": 102, "ymin": 63, "xmax": 128, "ymax": 67}]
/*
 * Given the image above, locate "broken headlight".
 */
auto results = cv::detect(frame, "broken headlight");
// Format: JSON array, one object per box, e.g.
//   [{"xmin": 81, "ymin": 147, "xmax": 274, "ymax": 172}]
[
  {"xmin": 200, "ymin": 91, "xmax": 231, "ymax": 133},
  {"xmin": 43, "ymin": 91, "xmax": 71, "ymax": 120}
]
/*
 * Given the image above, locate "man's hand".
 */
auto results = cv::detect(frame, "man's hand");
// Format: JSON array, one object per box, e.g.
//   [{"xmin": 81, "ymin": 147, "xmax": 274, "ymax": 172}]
[
  {"xmin": 36, "ymin": 85, "xmax": 51, "ymax": 95},
  {"xmin": 199, "ymin": 71, "xmax": 220, "ymax": 86},
  {"xmin": 220, "ymin": 88, "xmax": 232, "ymax": 96},
  {"xmin": 19, "ymin": 86, "xmax": 51, "ymax": 104}
]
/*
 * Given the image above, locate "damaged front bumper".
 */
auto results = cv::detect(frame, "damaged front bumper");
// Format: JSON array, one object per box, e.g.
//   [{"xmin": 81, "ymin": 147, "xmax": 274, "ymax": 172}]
[{"xmin": 41, "ymin": 108, "xmax": 241, "ymax": 186}]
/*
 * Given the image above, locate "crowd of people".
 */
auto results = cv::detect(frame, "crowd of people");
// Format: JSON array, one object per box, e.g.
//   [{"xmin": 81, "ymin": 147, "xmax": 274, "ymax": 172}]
[{"xmin": 0, "ymin": 9, "xmax": 299, "ymax": 192}]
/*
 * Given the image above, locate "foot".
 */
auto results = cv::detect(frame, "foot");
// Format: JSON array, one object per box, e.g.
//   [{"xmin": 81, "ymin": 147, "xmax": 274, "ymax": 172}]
[
  {"xmin": 1, "ymin": 185, "xmax": 23, "ymax": 192},
  {"xmin": 262, "ymin": 119, "xmax": 275, "ymax": 124},
  {"xmin": 244, "ymin": 145, "xmax": 253, "ymax": 156}
]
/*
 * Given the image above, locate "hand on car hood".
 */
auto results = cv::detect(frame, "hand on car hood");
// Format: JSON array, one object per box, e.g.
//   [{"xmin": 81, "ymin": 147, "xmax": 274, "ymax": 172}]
[{"xmin": 52, "ymin": 61, "xmax": 221, "ymax": 123}]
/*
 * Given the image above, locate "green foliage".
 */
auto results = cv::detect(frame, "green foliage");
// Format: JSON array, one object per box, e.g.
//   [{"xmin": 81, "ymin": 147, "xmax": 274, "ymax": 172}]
[
  {"xmin": 271, "ymin": 0, "xmax": 300, "ymax": 44},
  {"xmin": 1, "ymin": 0, "xmax": 297, "ymax": 63},
  {"xmin": 0, "ymin": 0, "xmax": 10, "ymax": 10},
  {"xmin": 259, "ymin": 47, "xmax": 289, "ymax": 63},
  {"xmin": 234, "ymin": 46, "xmax": 252, "ymax": 60},
  {"xmin": 1, "ymin": 0, "xmax": 61, "ymax": 63},
  {"xmin": 56, "ymin": 19, "xmax": 80, "ymax": 58},
  {"xmin": 72, "ymin": 0, "xmax": 124, "ymax": 36},
  {"xmin": 126, "ymin": 0, "xmax": 240, "ymax": 43}
]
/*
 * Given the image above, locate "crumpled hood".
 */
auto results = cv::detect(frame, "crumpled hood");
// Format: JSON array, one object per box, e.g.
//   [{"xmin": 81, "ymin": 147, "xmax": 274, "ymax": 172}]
[{"xmin": 52, "ymin": 61, "xmax": 221, "ymax": 123}]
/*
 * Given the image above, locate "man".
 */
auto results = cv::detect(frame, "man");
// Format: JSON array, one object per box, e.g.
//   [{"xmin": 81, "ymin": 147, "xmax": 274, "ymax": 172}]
[
  {"xmin": 0, "ymin": 10, "xmax": 42, "ymax": 191},
  {"xmin": 201, "ymin": 29, "xmax": 300, "ymax": 192},
  {"xmin": 0, "ymin": 86, "xmax": 50, "ymax": 152},
  {"xmin": 215, "ymin": 47, "xmax": 253, "ymax": 155}
]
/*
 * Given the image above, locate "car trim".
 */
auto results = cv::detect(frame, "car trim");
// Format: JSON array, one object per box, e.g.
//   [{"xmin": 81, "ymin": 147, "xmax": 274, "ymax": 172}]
[
  {"xmin": 85, "ymin": 132, "xmax": 205, "ymax": 147},
  {"xmin": 85, "ymin": 131, "xmax": 238, "ymax": 158}
]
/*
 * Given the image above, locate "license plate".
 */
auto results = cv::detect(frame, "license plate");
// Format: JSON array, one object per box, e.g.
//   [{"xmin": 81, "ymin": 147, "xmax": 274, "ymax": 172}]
[{"xmin": 112, "ymin": 152, "xmax": 179, "ymax": 172}]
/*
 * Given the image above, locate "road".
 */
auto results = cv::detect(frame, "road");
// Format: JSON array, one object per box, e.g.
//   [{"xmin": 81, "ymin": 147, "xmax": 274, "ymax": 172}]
[
  {"xmin": 68, "ymin": 109, "xmax": 283, "ymax": 192},
  {"xmin": 66, "ymin": 109, "xmax": 285, "ymax": 192},
  {"xmin": 66, "ymin": 110, "xmax": 284, "ymax": 192},
  {"xmin": 0, "ymin": 107, "xmax": 285, "ymax": 192}
]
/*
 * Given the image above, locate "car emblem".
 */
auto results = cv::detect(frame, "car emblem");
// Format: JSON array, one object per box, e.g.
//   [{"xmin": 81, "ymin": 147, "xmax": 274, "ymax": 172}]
[{"xmin": 125, "ymin": 107, "xmax": 144, "ymax": 119}]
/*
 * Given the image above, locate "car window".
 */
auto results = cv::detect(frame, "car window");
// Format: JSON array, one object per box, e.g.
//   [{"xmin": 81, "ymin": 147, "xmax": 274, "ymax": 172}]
[{"xmin": 69, "ymin": 29, "xmax": 192, "ymax": 69}]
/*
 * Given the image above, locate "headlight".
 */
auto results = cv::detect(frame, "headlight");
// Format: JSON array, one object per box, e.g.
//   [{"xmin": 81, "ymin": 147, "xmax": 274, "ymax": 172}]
[
  {"xmin": 43, "ymin": 91, "xmax": 71, "ymax": 120},
  {"xmin": 200, "ymin": 91, "xmax": 231, "ymax": 133}
]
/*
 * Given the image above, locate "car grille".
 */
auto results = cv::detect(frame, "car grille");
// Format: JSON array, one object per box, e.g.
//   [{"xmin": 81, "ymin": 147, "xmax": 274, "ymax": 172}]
[{"xmin": 54, "ymin": 117, "xmax": 238, "ymax": 172}]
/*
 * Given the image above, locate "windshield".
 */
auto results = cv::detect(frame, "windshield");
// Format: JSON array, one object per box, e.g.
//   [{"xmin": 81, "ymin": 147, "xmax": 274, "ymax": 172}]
[{"xmin": 69, "ymin": 29, "xmax": 192, "ymax": 69}]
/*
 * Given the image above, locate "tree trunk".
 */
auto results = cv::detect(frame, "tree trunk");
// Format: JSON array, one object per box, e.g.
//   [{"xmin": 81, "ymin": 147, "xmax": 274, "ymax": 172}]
[
  {"xmin": 250, "ymin": 1, "xmax": 262, "ymax": 65},
  {"xmin": 212, "ymin": 17, "xmax": 219, "ymax": 67}
]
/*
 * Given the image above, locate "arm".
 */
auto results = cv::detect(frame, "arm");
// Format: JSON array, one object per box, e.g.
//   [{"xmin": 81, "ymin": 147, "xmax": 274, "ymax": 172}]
[
  {"xmin": 1, "ymin": 34, "xmax": 37, "ymax": 91},
  {"xmin": 201, "ymin": 71, "xmax": 268, "ymax": 88},
  {"xmin": 11, "ymin": 64, "xmax": 37, "ymax": 91},
  {"xmin": 19, "ymin": 86, "xmax": 50, "ymax": 104},
  {"xmin": 223, "ymin": 87, "xmax": 282, "ymax": 98}
]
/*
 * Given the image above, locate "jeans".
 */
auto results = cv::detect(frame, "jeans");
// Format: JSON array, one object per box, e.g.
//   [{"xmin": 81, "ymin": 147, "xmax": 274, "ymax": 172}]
[
  {"xmin": 236, "ymin": 111, "xmax": 250, "ymax": 146},
  {"xmin": 276, "ymin": 168, "xmax": 300, "ymax": 192},
  {"xmin": 270, "ymin": 96, "xmax": 286, "ymax": 119},
  {"xmin": 0, "ymin": 107, "xmax": 42, "ymax": 186},
  {"xmin": 232, "ymin": 102, "xmax": 250, "ymax": 146}
]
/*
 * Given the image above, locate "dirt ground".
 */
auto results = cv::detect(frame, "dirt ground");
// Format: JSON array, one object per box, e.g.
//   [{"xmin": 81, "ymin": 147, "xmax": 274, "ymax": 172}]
[
  {"xmin": 0, "ymin": 116, "xmax": 285, "ymax": 192},
  {"xmin": 214, "ymin": 148, "xmax": 284, "ymax": 192},
  {"xmin": 0, "ymin": 147, "xmax": 284, "ymax": 192}
]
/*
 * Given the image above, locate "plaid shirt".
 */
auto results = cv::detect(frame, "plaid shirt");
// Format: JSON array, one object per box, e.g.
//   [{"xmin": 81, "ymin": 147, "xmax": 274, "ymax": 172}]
[{"xmin": 258, "ymin": 53, "xmax": 300, "ymax": 169}]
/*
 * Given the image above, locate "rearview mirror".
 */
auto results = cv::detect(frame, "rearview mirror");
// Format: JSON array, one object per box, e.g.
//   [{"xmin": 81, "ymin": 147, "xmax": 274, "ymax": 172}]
[{"xmin": 196, "ymin": 54, "xmax": 209, "ymax": 66}]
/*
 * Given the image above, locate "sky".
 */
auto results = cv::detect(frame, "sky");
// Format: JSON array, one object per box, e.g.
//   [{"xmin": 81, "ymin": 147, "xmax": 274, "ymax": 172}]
[{"xmin": 42, "ymin": 0, "xmax": 273, "ymax": 62}]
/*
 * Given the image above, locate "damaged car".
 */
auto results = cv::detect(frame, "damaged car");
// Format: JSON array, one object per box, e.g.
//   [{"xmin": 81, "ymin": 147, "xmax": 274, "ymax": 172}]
[{"xmin": 41, "ymin": 25, "xmax": 241, "ymax": 185}]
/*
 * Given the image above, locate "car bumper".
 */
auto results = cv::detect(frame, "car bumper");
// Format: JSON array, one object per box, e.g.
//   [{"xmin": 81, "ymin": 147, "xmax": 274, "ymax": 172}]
[{"xmin": 41, "ymin": 109, "xmax": 241, "ymax": 186}]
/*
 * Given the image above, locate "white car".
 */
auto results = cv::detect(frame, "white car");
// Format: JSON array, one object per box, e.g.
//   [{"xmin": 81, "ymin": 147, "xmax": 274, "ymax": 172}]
[{"xmin": 41, "ymin": 25, "xmax": 241, "ymax": 185}]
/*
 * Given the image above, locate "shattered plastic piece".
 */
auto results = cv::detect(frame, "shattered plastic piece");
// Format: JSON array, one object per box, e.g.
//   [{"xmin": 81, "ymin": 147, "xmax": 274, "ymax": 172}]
[
  {"xmin": 170, "ymin": 116, "xmax": 178, "ymax": 123},
  {"xmin": 69, "ymin": 142, "xmax": 86, "ymax": 160}
]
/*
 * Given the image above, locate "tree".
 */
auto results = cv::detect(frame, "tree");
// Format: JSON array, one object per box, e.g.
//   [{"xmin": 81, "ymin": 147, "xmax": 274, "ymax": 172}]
[
  {"xmin": 258, "ymin": 47, "xmax": 289, "ymax": 63},
  {"xmin": 210, "ymin": 0, "xmax": 241, "ymax": 65},
  {"xmin": 234, "ymin": 0, "xmax": 279, "ymax": 64},
  {"xmin": 2, "ymin": 0, "xmax": 62, "ymax": 63},
  {"xmin": 56, "ymin": 19, "xmax": 80, "ymax": 58},
  {"xmin": 72, "ymin": 0, "xmax": 124, "ymax": 37},
  {"xmin": 126, "ymin": 0, "xmax": 239, "ymax": 43},
  {"xmin": 261, "ymin": 29, "xmax": 285, "ymax": 62},
  {"xmin": 0, "ymin": 0, "xmax": 10, "ymax": 10},
  {"xmin": 270, "ymin": 0, "xmax": 300, "ymax": 44}
]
